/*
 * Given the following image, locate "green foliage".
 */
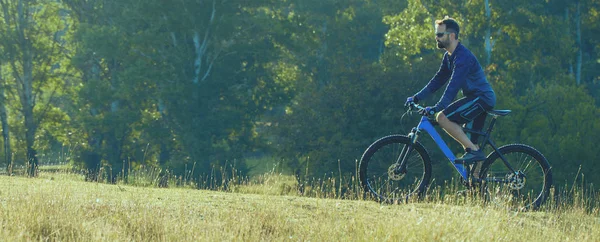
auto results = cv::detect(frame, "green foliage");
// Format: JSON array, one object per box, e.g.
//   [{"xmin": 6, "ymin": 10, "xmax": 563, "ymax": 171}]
[
  {"xmin": 266, "ymin": 0, "xmax": 397, "ymax": 177},
  {"xmin": 384, "ymin": 0, "xmax": 434, "ymax": 60},
  {"xmin": 61, "ymin": 0, "xmax": 303, "ymax": 180},
  {"xmin": 515, "ymin": 84, "xmax": 600, "ymax": 183},
  {"xmin": 269, "ymin": 0, "xmax": 600, "ymax": 188},
  {"xmin": 0, "ymin": 0, "xmax": 599, "ymax": 187}
]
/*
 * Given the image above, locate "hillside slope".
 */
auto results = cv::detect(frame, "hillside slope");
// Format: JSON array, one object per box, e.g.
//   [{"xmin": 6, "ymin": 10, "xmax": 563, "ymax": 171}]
[{"xmin": 0, "ymin": 174, "xmax": 598, "ymax": 241}]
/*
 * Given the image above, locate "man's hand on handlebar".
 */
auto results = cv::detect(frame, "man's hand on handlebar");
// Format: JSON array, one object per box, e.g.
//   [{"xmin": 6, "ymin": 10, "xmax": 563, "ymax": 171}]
[
  {"xmin": 418, "ymin": 106, "xmax": 437, "ymax": 116},
  {"xmin": 405, "ymin": 102, "xmax": 438, "ymax": 117}
]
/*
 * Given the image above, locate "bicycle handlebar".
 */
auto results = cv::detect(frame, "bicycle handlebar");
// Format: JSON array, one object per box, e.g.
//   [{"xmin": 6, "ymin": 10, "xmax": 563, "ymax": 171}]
[
  {"xmin": 406, "ymin": 102, "xmax": 426, "ymax": 113},
  {"xmin": 406, "ymin": 102, "xmax": 439, "ymax": 117}
]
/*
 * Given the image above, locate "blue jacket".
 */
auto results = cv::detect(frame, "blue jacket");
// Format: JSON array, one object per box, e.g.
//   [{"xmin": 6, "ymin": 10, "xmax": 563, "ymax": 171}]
[{"xmin": 415, "ymin": 43, "xmax": 496, "ymax": 110}]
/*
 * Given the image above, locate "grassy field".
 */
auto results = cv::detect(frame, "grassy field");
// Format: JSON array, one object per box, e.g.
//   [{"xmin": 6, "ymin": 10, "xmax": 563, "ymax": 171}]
[{"xmin": 0, "ymin": 171, "xmax": 599, "ymax": 241}]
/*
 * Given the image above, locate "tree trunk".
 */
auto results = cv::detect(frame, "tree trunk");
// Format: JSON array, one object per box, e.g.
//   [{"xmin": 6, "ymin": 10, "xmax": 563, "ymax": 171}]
[
  {"xmin": 0, "ymin": 105, "xmax": 10, "ymax": 173},
  {"xmin": 565, "ymin": 8, "xmax": 574, "ymax": 76},
  {"xmin": 484, "ymin": 0, "xmax": 492, "ymax": 66},
  {"xmin": 192, "ymin": 0, "xmax": 218, "ymax": 85},
  {"xmin": 575, "ymin": 1, "xmax": 582, "ymax": 85},
  {"xmin": 81, "ymin": 49, "xmax": 104, "ymax": 181},
  {"xmin": 107, "ymin": 58, "xmax": 126, "ymax": 183},
  {"xmin": 24, "ymin": 104, "xmax": 38, "ymax": 177},
  {"xmin": 106, "ymin": 133, "xmax": 125, "ymax": 183},
  {"xmin": 13, "ymin": 0, "xmax": 38, "ymax": 177},
  {"xmin": 0, "ymin": 62, "xmax": 11, "ymax": 173},
  {"xmin": 21, "ymin": 25, "xmax": 38, "ymax": 177},
  {"xmin": 84, "ymin": 137, "xmax": 103, "ymax": 181}
]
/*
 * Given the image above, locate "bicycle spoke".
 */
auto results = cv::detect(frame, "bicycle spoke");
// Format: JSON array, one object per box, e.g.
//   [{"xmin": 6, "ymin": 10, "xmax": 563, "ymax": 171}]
[
  {"xmin": 480, "ymin": 144, "xmax": 551, "ymax": 210},
  {"xmin": 359, "ymin": 135, "xmax": 432, "ymax": 203}
]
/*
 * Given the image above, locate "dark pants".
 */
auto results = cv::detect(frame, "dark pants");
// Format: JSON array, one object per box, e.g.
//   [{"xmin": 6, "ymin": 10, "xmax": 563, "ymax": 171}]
[{"xmin": 442, "ymin": 96, "xmax": 493, "ymax": 144}]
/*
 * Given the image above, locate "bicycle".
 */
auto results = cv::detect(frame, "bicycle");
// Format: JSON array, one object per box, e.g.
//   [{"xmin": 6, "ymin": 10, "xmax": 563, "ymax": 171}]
[{"xmin": 358, "ymin": 102, "xmax": 553, "ymax": 210}]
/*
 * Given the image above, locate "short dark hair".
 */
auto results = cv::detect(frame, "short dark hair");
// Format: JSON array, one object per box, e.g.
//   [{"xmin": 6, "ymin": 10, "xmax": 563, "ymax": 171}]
[{"xmin": 436, "ymin": 16, "xmax": 460, "ymax": 39}]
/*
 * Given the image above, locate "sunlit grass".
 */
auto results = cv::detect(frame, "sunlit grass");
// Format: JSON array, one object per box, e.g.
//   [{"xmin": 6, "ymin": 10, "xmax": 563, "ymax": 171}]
[
  {"xmin": 0, "ymin": 166, "xmax": 599, "ymax": 241},
  {"xmin": 230, "ymin": 172, "xmax": 299, "ymax": 196}
]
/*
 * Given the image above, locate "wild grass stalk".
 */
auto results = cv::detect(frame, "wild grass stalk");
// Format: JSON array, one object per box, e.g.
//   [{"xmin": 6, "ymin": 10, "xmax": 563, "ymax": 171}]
[
  {"xmin": 17, "ymin": 159, "xmax": 600, "ymax": 214},
  {"xmin": 2, "ymin": 167, "xmax": 599, "ymax": 241}
]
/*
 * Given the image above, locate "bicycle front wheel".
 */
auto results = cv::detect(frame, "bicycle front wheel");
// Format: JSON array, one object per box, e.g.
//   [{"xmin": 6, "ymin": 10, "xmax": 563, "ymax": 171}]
[
  {"xmin": 359, "ymin": 135, "xmax": 432, "ymax": 203},
  {"xmin": 479, "ymin": 144, "xmax": 552, "ymax": 210}
]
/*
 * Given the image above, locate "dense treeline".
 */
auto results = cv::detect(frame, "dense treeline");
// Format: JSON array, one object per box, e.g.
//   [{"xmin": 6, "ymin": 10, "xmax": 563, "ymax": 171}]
[{"xmin": 0, "ymin": 0, "xmax": 598, "ymax": 187}]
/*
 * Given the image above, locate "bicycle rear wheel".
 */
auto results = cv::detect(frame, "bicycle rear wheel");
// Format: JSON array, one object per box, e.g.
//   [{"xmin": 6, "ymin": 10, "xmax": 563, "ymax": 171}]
[
  {"xmin": 359, "ymin": 135, "xmax": 432, "ymax": 203},
  {"xmin": 479, "ymin": 144, "xmax": 552, "ymax": 210}
]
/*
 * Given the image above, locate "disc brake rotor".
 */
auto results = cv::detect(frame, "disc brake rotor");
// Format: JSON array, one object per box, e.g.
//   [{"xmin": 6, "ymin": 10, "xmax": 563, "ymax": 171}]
[
  {"xmin": 388, "ymin": 164, "xmax": 406, "ymax": 181},
  {"xmin": 507, "ymin": 172, "xmax": 526, "ymax": 190}
]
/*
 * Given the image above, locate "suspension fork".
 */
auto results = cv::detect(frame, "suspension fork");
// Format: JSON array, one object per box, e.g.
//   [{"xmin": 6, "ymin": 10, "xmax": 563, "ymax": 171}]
[{"xmin": 395, "ymin": 127, "xmax": 420, "ymax": 174}]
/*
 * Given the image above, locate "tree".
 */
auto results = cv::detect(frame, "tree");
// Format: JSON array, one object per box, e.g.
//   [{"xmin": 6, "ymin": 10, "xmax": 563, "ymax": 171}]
[
  {"xmin": 0, "ymin": 0, "xmax": 70, "ymax": 176},
  {"xmin": 64, "ymin": 0, "xmax": 299, "ymax": 182},
  {"xmin": 273, "ymin": 0, "xmax": 600, "ymax": 187},
  {"xmin": 579, "ymin": 0, "xmax": 600, "ymax": 96},
  {"xmin": 269, "ymin": 0, "xmax": 403, "ymax": 177}
]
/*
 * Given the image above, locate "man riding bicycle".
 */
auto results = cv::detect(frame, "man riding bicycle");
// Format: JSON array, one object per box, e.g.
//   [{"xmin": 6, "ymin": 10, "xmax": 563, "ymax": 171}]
[{"xmin": 405, "ymin": 16, "xmax": 496, "ymax": 164}]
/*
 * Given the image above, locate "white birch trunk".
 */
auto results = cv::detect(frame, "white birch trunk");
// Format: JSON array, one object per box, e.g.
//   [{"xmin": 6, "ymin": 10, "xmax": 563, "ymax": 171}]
[
  {"xmin": 565, "ymin": 8, "xmax": 574, "ymax": 76},
  {"xmin": 575, "ymin": 2, "xmax": 582, "ymax": 85},
  {"xmin": 192, "ymin": 0, "xmax": 218, "ymax": 84},
  {"xmin": 484, "ymin": 0, "xmax": 493, "ymax": 66}
]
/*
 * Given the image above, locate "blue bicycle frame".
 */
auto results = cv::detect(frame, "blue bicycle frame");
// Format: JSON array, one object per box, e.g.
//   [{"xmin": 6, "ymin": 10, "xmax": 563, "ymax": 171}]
[
  {"xmin": 408, "ymin": 115, "xmax": 469, "ymax": 179},
  {"xmin": 398, "ymin": 103, "xmax": 518, "ymax": 183}
]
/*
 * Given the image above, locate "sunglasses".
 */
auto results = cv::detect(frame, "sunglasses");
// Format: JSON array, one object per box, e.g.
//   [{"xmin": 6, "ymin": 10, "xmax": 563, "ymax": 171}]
[{"xmin": 435, "ymin": 31, "xmax": 453, "ymax": 38}]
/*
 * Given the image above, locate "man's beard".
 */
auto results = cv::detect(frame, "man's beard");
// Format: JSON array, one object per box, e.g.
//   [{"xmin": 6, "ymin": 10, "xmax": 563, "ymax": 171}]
[{"xmin": 437, "ymin": 41, "xmax": 446, "ymax": 49}]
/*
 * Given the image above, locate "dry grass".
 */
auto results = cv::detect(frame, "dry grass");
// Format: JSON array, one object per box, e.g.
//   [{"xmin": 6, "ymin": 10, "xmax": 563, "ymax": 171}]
[{"xmin": 0, "ymin": 172, "xmax": 599, "ymax": 241}]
